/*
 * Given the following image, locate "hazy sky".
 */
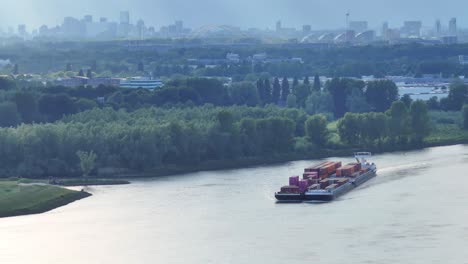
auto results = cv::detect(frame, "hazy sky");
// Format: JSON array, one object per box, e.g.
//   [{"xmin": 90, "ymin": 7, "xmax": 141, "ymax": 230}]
[{"xmin": 0, "ymin": 0, "xmax": 466, "ymax": 31}]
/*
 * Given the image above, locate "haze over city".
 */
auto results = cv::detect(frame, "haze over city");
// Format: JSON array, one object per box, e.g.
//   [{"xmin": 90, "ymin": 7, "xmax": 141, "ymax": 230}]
[{"xmin": 1, "ymin": 0, "xmax": 468, "ymax": 29}]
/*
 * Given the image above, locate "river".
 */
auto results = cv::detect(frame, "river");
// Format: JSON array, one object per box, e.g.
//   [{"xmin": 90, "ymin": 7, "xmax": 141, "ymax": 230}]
[{"xmin": 1, "ymin": 145, "xmax": 468, "ymax": 264}]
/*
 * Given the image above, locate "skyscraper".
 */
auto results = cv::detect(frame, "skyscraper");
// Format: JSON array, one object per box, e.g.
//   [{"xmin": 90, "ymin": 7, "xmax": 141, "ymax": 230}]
[
  {"xmin": 382, "ymin": 22, "xmax": 389, "ymax": 37},
  {"xmin": 449, "ymin": 18, "xmax": 457, "ymax": 35},
  {"xmin": 276, "ymin": 20, "xmax": 282, "ymax": 32},
  {"xmin": 435, "ymin": 19, "xmax": 441, "ymax": 37},
  {"xmin": 120, "ymin": 11, "xmax": 130, "ymax": 25}
]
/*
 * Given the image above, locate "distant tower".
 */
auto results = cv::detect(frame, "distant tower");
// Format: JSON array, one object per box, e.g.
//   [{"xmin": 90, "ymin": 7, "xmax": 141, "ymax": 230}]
[
  {"xmin": 449, "ymin": 18, "xmax": 457, "ymax": 35},
  {"xmin": 382, "ymin": 22, "xmax": 389, "ymax": 38},
  {"xmin": 120, "ymin": 11, "xmax": 130, "ymax": 25},
  {"xmin": 435, "ymin": 19, "xmax": 441, "ymax": 37},
  {"xmin": 276, "ymin": 20, "xmax": 282, "ymax": 32},
  {"xmin": 346, "ymin": 12, "xmax": 350, "ymax": 29}
]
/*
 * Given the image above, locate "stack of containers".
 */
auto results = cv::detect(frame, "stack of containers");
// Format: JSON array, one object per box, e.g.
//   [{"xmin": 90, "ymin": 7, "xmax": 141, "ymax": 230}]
[
  {"xmin": 336, "ymin": 165, "xmax": 355, "ymax": 177},
  {"xmin": 335, "ymin": 178, "xmax": 349, "ymax": 187},
  {"xmin": 289, "ymin": 176, "xmax": 300, "ymax": 186},
  {"xmin": 281, "ymin": 186, "xmax": 300, "ymax": 193},
  {"xmin": 303, "ymin": 172, "xmax": 319, "ymax": 180},
  {"xmin": 308, "ymin": 184, "xmax": 320, "ymax": 190},
  {"xmin": 325, "ymin": 184, "xmax": 338, "ymax": 190},
  {"xmin": 305, "ymin": 161, "xmax": 343, "ymax": 180},
  {"xmin": 298, "ymin": 180, "xmax": 308, "ymax": 193},
  {"xmin": 319, "ymin": 178, "xmax": 330, "ymax": 189}
]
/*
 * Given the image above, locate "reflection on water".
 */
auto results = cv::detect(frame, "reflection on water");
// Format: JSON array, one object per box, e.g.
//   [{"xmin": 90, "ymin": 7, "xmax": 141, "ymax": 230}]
[{"xmin": 1, "ymin": 145, "xmax": 468, "ymax": 264}]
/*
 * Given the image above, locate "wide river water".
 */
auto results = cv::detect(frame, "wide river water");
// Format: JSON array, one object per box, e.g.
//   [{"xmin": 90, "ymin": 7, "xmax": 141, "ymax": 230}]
[{"xmin": 1, "ymin": 145, "xmax": 468, "ymax": 264}]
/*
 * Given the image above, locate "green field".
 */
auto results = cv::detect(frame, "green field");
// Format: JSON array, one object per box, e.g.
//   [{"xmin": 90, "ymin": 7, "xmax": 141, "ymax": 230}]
[{"xmin": 0, "ymin": 181, "xmax": 91, "ymax": 218}]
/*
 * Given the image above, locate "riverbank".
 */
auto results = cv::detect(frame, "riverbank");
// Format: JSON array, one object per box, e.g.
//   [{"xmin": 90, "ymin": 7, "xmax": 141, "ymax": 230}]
[{"xmin": 0, "ymin": 181, "xmax": 91, "ymax": 218}]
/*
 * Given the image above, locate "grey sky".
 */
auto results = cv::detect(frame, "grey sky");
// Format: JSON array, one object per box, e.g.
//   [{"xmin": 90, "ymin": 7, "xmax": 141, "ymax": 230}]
[{"xmin": 0, "ymin": 0, "xmax": 466, "ymax": 31}]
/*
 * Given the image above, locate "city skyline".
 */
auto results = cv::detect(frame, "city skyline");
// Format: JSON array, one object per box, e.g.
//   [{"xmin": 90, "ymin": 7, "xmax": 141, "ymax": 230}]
[{"xmin": 1, "ymin": 0, "xmax": 468, "ymax": 31}]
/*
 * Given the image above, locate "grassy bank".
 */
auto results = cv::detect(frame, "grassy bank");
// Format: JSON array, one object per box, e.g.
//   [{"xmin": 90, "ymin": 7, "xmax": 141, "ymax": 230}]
[
  {"xmin": 0, "ymin": 181, "xmax": 91, "ymax": 218},
  {"xmin": 54, "ymin": 178, "xmax": 130, "ymax": 187}
]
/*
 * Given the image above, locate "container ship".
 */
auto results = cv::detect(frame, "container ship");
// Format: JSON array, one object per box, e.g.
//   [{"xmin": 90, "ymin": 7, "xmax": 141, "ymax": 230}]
[{"xmin": 275, "ymin": 152, "xmax": 377, "ymax": 202}]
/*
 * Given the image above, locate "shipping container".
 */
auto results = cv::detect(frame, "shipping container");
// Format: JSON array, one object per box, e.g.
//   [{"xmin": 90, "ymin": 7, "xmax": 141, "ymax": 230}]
[
  {"xmin": 289, "ymin": 176, "xmax": 300, "ymax": 186},
  {"xmin": 299, "ymin": 180, "xmax": 309, "ymax": 192},
  {"xmin": 308, "ymin": 184, "xmax": 320, "ymax": 190},
  {"xmin": 325, "ymin": 184, "xmax": 338, "ymax": 190},
  {"xmin": 280, "ymin": 185, "xmax": 300, "ymax": 193}
]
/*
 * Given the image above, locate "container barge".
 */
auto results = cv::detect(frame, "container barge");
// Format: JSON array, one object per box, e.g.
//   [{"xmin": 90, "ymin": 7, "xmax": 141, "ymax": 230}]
[{"xmin": 275, "ymin": 152, "xmax": 377, "ymax": 202}]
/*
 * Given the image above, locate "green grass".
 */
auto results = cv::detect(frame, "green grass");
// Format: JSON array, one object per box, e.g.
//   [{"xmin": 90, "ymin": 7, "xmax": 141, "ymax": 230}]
[
  {"xmin": 0, "ymin": 181, "xmax": 91, "ymax": 218},
  {"xmin": 55, "ymin": 178, "xmax": 130, "ymax": 187}
]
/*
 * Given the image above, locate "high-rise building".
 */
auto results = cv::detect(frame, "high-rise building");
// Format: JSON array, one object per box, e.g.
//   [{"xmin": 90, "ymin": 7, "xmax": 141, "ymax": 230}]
[
  {"xmin": 120, "ymin": 11, "xmax": 130, "ymax": 24},
  {"xmin": 17, "ymin": 24, "xmax": 26, "ymax": 36},
  {"xmin": 349, "ymin": 21, "xmax": 368, "ymax": 33},
  {"xmin": 382, "ymin": 22, "xmax": 389, "ymax": 37},
  {"xmin": 276, "ymin": 20, "xmax": 282, "ymax": 32},
  {"xmin": 449, "ymin": 18, "xmax": 457, "ymax": 35},
  {"xmin": 435, "ymin": 19, "xmax": 441, "ymax": 37},
  {"xmin": 83, "ymin": 15, "xmax": 93, "ymax": 23},
  {"xmin": 302, "ymin": 25, "xmax": 312, "ymax": 34},
  {"xmin": 402, "ymin": 21, "xmax": 422, "ymax": 37}
]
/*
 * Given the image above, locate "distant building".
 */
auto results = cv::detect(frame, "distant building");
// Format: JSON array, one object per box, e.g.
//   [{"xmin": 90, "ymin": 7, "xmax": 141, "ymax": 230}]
[
  {"xmin": 120, "ymin": 77, "xmax": 163, "ymax": 89},
  {"xmin": 402, "ymin": 21, "xmax": 422, "ymax": 37},
  {"xmin": 349, "ymin": 21, "xmax": 368, "ymax": 33},
  {"xmin": 302, "ymin": 25, "xmax": 312, "ymax": 34},
  {"xmin": 56, "ymin": 76, "xmax": 89, "ymax": 87},
  {"xmin": 276, "ymin": 20, "xmax": 282, "ymax": 32},
  {"xmin": 459, "ymin": 55, "xmax": 468, "ymax": 65},
  {"xmin": 435, "ymin": 19, "xmax": 441, "ymax": 37},
  {"xmin": 449, "ymin": 18, "xmax": 457, "ymax": 35},
  {"xmin": 442, "ymin": 36, "xmax": 458, "ymax": 45},
  {"xmin": 83, "ymin": 15, "xmax": 93, "ymax": 23},
  {"xmin": 120, "ymin": 11, "xmax": 130, "ymax": 24},
  {"xmin": 252, "ymin": 53, "xmax": 268, "ymax": 62},
  {"xmin": 226, "ymin": 53, "xmax": 240, "ymax": 63}
]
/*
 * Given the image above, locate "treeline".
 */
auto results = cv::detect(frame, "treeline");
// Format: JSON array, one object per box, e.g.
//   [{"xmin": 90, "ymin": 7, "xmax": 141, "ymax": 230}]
[
  {"xmin": 0, "ymin": 106, "xmax": 313, "ymax": 178},
  {"xmin": 0, "ymin": 99, "xmax": 439, "ymax": 179},
  {"xmin": 337, "ymin": 100, "xmax": 431, "ymax": 148},
  {"xmin": 6, "ymin": 42, "xmax": 468, "ymax": 78},
  {"xmin": 0, "ymin": 76, "xmax": 401, "ymax": 126}
]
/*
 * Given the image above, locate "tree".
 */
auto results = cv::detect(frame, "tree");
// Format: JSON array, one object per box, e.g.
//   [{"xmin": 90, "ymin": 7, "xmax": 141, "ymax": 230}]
[
  {"xmin": 400, "ymin": 94, "xmax": 413, "ymax": 108},
  {"xmin": 229, "ymin": 82, "xmax": 260, "ymax": 106},
  {"xmin": 388, "ymin": 101, "xmax": 410, "ymax": 141},
  {"xmin": 281, "ymin": 77, "xmax": 290, "ymax": 102},
  {"xmin": 217, "ymin": 110, "xmax": 234, "ymax": 132},
  {"xmin": 446, "ymin": 80, "xmax": 468, "ymax": 111},
  {"xmin": 38, "ymin": 94, "xmax": 76, "ymax": 121},
  {"xmin": 286, "ymin": 94, "xmax": 297, "ymax": 108},
  {"xmin": 78, "ymin": 69, "xmax": 84, "ymax": 77},
  {"xmin": 427, "ymin": 96, "xmax": 440, "ymax": 110},
  {"xmin": 326, "ymin": 78, "xmax": 365, "ymax": 118},
  {"xmin": 313, "ymin": 74, "xmax": 321, "ymax": 92},
  {"xmin": 304, "ymin": 76, "xmax": 310, "ymax": 85},
  {"xmin": 410, "ymin": 100, "xmax": 431, "ymax": 140},
  {"xmin": 0, "ymin": 102, "xmax": 20, "ymax": 127},
  {"xmin": 294, "ymin": 84, "xmax": 311, "ymax": 108},
  {"xmin": 138, "ymin": 62, "xmax": 145, "ymax": 72},
  {"xmin": 305, "ymin": 114, "xmax": 328, "ymax": 146},
  {"xmin": 346, "ymin": 88, "xmax": 371, "ymax": 113},
  {"xmin": 14, "ymin": 92, "xmax": 38, "ymax": 123},
  {"xmin": 264, "ymin": 79, "xmax": 272, "ymax": 104},
  {"xmin": 292, "ymin": 77, "xmax": 299, "ymax": 95},
  {"xmin": 365, "ymin": 80, "xmax": 399, "ymax": 112},
  {"xmin": 463, "ymin": 104, "xmax": 468, "ymax": 129},
  {"xmin": 272, "ymin": 78, "xmax": 281, "ymax": 104},
  {"xmin": 305, "ymin": 92, "xmax": 335, "ymax": 115},
  {"xmin": 76, "ymin": 150, "xmax": 97, "ymax": 177}
]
